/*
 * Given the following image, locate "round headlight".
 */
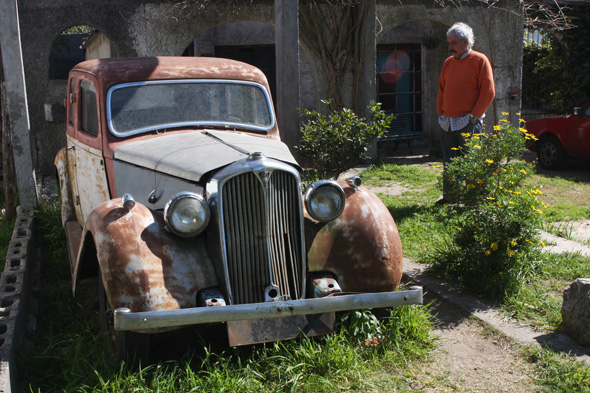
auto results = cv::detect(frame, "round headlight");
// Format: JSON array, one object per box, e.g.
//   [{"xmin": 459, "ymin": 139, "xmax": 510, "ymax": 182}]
[
  {"xmin": 305, "ymin": 181, "xmax": 346, "ymax": 222},
  {"xmin": 164, "ymin": 192, "xmax": 210, "ymax": 237}
]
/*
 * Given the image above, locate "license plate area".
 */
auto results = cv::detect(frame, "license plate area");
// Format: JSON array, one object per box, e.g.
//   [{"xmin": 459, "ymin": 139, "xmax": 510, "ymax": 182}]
[{"xmin": 227, "ymin": 312, "xmax": 335, "ymax": 346}]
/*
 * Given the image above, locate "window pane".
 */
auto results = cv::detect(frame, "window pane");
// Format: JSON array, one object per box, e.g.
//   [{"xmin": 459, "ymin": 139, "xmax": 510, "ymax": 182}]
[
  {"xmin": 69, "ymin": 78, "xmax": 75, "ymax": 126},
  {"xmin": 80, "ymin": 80, "xmax": 98, "ymax": 137}
]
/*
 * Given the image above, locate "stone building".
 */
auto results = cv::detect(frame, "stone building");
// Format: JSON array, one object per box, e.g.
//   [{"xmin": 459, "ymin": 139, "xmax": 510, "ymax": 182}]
[{"xmin": 4, "ymin": 0, "xmax": 523, "ymax": 177}]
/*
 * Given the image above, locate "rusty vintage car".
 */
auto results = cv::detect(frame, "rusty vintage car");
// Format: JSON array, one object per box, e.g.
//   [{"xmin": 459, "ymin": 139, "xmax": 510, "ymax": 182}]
[{"xmin": 54, "ymin": 56, "xmax": 421, "ymax": 363}]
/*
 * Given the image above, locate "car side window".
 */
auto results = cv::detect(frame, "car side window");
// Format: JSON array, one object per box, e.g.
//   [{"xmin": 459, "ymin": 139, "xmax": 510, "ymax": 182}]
[
  {"xmin": 80, "ymin": 80, "xmax": 98, "ymax": 137},
  {"xmin": 68, "ymin": 78, "xmax": 75, "ymax": 126},
  {"xmin": 585, "ymin": 107, "xmax": 590, "ymax": 116}
]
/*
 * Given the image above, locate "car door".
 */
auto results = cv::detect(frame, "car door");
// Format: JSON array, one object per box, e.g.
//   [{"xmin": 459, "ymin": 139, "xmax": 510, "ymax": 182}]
[
  {"xmin": 567, "ymin": 104, "xmax": 590, "ymax": 159},
  {"xmin": 67, "ymin": 75, "xmax": 110, "ymax": 226}
]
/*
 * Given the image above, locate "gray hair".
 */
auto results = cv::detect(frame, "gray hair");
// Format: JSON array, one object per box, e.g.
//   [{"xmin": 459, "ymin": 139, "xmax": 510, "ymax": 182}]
[{"xmin": 447, "ymin": 22, "xmax": 474, "ymax": 48}]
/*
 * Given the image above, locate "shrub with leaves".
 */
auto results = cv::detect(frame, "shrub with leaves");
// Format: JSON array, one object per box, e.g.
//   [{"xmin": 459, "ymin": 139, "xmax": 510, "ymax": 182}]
[
  {"xmin": 297, "ymin": 100, "xmax": 393, "ymax": 179},
  {"xmin": 432, "ymin": 114, "xmax": 545, "ymax": 301}
]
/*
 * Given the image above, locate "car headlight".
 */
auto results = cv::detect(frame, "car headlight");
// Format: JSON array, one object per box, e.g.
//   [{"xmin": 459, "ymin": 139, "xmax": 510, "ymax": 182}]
[
  {"xmin": 305, "ymin": 181, "xmax": 346, "ymax": 222},
  {"xmin": 164, "ymin": 192, "xmax": 210, "ymax": 237}
]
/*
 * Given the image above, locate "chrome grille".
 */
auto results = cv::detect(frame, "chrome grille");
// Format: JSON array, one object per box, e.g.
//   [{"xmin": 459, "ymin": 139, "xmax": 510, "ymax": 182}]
[{"xmin": 221, "ymin": 170, "xmax": 303, "ymax": 305}]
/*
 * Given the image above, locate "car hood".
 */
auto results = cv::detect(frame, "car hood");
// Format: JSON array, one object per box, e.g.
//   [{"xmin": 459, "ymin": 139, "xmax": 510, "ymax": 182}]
[{"xmin": 113, "ymin": 130, "xmax": 299, "ymax": 182}]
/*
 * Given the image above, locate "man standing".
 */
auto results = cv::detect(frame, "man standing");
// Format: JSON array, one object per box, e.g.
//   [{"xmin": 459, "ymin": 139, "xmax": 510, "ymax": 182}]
[{"xmin": 436, "ymin": 22, "xmax": 495, "ymax": 204}]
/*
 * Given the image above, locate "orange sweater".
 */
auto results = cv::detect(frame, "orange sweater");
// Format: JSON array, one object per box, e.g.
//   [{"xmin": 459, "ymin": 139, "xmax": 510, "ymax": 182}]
[{"xmin": 437, "ymin": 50, "xmax": 495, "ymax": 119}]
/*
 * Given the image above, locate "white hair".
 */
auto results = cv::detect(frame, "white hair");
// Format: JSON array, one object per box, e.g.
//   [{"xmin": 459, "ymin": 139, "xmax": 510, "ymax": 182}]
[{"xmin": 447, "ymin": 22, "xmax": 474, "ymax": 48}]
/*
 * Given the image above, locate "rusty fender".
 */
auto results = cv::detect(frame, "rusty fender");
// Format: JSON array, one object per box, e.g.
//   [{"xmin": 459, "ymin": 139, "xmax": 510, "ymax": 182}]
[
  {"xmin": 305, "ymin": 182, "xmax": 403, "ymax": 292},
  {"xmin": 75, "ymin": 198, "xmax": 219, "ymax": 316}
]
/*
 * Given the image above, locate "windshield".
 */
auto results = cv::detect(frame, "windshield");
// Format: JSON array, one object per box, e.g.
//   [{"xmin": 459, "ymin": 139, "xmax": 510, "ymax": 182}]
[{"xmin": 107, "ymin": 80, "xmax": 274, "ymax": 137}]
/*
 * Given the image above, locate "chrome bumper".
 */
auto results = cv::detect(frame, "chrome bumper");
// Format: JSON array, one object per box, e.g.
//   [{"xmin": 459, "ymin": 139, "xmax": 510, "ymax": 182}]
[{"xmin": 114, "ymin": 286, "xmax": 423, "ymax": 331}]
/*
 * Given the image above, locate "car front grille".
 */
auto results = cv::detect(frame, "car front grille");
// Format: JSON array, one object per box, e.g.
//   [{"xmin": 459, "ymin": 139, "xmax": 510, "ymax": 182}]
[{"xmin": 220, "ymin": 169, "xmax": 304, "ymax": 305}]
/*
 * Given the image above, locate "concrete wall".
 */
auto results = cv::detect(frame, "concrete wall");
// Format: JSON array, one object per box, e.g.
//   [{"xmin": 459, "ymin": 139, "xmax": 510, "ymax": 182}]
[{"xmin": 10, "ymin": 0, "xmax": 523, "ymax": 175}]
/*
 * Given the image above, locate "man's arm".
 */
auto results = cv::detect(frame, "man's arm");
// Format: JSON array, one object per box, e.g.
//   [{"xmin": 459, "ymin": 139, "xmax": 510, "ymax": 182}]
[{"xmin": 471, "ymin": 55, "xmax": 495, "ymax": 118}]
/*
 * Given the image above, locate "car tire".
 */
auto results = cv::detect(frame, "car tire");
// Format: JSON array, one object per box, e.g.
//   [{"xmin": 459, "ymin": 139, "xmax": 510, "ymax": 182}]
[
  {"xmin": 99, "ymin": 272, "xmax": 150, "ymax": 366},
  {"xmin": 538, "ymin": 135, "xmax": 567, "ymax": 170}
]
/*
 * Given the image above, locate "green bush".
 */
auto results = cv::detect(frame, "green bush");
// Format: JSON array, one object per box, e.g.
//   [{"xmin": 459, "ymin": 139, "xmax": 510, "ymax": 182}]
[
  {"xmin": 431, "ymin": 115, "xmax": 545, "ymax": 301},
  {"xmin": 297, "ymin": 100, "xmax": 393, "ymax": 179}
]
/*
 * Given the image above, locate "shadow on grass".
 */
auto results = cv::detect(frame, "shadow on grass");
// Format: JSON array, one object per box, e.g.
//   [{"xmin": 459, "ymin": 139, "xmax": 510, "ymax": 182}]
[{"xmin": 386, "ymin": 203, "xmax": 440, "ymax": 224}]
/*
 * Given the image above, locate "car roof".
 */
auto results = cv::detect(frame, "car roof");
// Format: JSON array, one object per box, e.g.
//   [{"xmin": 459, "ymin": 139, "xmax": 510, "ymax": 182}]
[{"xmin": 71, "ymin": 56, "xmax": 269, "ymax": 88}]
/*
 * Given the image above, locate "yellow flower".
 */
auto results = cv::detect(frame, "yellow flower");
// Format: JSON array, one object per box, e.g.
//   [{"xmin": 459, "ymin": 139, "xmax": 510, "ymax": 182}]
[
  {"xmin": 491, "ymin": 242, "xmax": 499, "ymax": 250},
  {"xmin": 511, "ymin": 240, "xmax": 518, "ymax": 246},
  {"xmin": 502, "ymin": 112, "xmax": 509, "ymax": 116},
  {"xmin": 473, "ymin": 144, "xmax": 481, "ymax": 149},
  {"xmin": 476, "ymin": 178, "xmax": 483, "ymax": 184},
  {"xmin": 519, "ymin": 118, "xmax": 526, "ymax": 123},
  {"xmin": 457, "ymin": 227, "xmax": 462, "ymax": 231},
  {"xmin": 509, "ymin": 201, "xmax": 515, "ymax": 205},
  {"xmin": 526, "ymin": 239, "xmax": 534, "ymax": 245},
  {"xmin": 507, "ymin": 249, "xmax": 516, "ymax": 257},
  {"xmin": 433, "ymin": 164, "xmax": 442, "ymax": 168},
  {"xmin": 461, "ymin": 133, "xmax": 471, "ymax": 138},
  {"xmin": 520, "ymin": 169, "xmax": 527, "ymax": 175},
  {"xmin": 451, "ymin": 147, "xmax": 460, "ymax": 151},
  {"xmin": 486, "ymin": 159, "xmax": 494, "ymax": 163},
  {"xmin": 541, "ymin": 241, "xmax": 546, "ymax": 247},
  {"xmin": 486, "ymin": 196, "xmax": 495, "ymax": 200},
  {"xmin": 485, "ymin": 250, "xmax": 492, "ymax": 256}
]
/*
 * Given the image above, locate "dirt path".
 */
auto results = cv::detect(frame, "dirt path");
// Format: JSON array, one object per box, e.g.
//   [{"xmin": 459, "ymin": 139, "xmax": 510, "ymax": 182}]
[{"xmin": 409, "ymin": 294, "xmax": 540, "ymax": 392}]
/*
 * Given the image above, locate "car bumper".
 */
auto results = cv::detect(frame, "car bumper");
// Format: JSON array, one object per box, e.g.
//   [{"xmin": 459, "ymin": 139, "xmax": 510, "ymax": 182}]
[{"xmin": 114, "ymin": 286, "xmax": 423, "ymax": 331}]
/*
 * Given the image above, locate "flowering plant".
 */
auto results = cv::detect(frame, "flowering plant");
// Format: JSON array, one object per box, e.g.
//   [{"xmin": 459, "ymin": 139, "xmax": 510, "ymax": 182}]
[{"xmin": 433, "ymin": 114, "xmax": 544, "ymax": 300}]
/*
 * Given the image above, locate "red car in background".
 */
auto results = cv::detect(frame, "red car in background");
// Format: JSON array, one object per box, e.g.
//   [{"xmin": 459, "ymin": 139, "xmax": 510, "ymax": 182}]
[{"xmin": 526, "ymin": 101, "xmax": 590, "ymax": 170}]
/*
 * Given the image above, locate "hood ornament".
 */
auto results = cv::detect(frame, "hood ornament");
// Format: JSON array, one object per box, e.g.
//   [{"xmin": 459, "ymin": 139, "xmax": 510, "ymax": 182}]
[{"xmin": 258, "ymin": 170, "xmax": 272, "ymax": 189}]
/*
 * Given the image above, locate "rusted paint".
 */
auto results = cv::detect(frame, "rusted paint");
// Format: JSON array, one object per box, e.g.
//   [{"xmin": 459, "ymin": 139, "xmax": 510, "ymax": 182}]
[
  {"xmin": 54, "ymin": 147, "xmax": 77, "ymax": 227},
  {"xmin": 70, "ymin": 138, "xmax": 111, "ymax": 226},
  {"xmin": 305, "ymin": 182, "xmax": 403, "ymax": 292},
  {"xmin": 75, "ymin": 198, "xmax": 219, "ymax": 332},
  {"xmin": 55, "ymin": 146, "xmax": 84, "ymax": 277},
  {"xmin": 311, "ymin": 277, "xmax": 342, "ymax": 298},
  {"xmin": 226, "ymin": 313, "xmax": 335, "ymax": 346}
]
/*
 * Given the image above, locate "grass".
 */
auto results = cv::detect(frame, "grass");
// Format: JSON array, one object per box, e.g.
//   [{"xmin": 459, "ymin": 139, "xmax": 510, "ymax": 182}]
[
  {"xmin": 524, "ymin": 346, "xmax": 590, "ymax": 392},
  {"xmin": 0, "ymin": 215, "xmax": 14, "ymax": 272},
  {"xmin": 528, "ymin": 172, "xmax": 590, "ymax": 222},
  {"xmin": 17, "ymin": 199, "xmax": 437, "ymax": 392}
]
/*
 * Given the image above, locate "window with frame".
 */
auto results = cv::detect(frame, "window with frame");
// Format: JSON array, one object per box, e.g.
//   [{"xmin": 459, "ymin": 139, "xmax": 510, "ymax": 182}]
[
  {"xmin": 80, "ymin": 80, "xmax": 98, "ymax": 136},
  {"xmin": 377, "ymin": 44, "xmax": 422, "ymax": 134},
  {"xmin": 68, "ymin": 78, "xmax": 75, "ymax": 126}
]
